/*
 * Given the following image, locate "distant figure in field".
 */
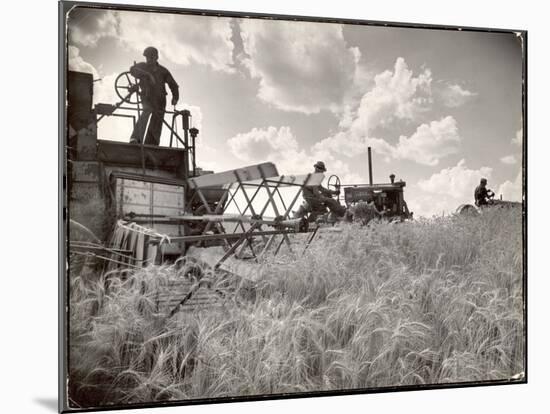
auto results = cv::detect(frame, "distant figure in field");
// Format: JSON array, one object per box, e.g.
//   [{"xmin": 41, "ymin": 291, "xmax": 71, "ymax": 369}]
[
  {"xmin": 348, "ymin": 194, "xmax": 382, "ymax": 226},
  {"xmin": 129, "ymin": 46, "xmax": 179, "ymax": 145},
  {"xmin": 474, "ymin": 178, "xmax": 495, "ymax": 207},
  {"xmin": 294, "ymin": 161, "xmax": 346, "ymax": 219}
]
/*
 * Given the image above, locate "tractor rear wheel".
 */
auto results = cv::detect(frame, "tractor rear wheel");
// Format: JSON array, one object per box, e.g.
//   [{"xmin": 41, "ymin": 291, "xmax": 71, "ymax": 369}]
[{"xmin": 456, "ymin": 204, "xmax": 479, "ymax": 216}]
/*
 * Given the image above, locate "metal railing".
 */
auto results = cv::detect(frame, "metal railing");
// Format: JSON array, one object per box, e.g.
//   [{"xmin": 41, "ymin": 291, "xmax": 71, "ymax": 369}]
[{"xmin": 94, "ymin": 100, "xmax": 199, "ymax": 177}]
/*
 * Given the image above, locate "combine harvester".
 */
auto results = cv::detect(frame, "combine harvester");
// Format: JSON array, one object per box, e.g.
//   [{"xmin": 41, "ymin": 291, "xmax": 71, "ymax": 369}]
[
  {"xmin": 66, "ymin": 70, "xmax": 333, "ymax": 315},
  {"xmin": 66, "ymin": 70, "xmax": 416, "ymax": 315}
]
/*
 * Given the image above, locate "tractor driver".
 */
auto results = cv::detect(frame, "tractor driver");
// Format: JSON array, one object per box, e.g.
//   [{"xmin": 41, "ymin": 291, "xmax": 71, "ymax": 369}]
[
  {"xmin": 129, "ymin": 46, "xmax": 179, "ymax": 146},
  {"xmin": 295, "ymin": 161, "xmax": 346, "ymax": 219},
  {"xmin": 474, "ymin": 178, "xmax": 495, "ymax": 207}
]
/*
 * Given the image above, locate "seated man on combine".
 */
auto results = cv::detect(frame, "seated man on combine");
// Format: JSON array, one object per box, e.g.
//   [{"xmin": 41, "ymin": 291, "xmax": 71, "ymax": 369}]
[
  {"xmin": 474, "ymin": 178, "xmax": 495, "ymax": 207},
  {"xmin": 294, "ymin": 161, "xmax": 346, "ymax": 221}
]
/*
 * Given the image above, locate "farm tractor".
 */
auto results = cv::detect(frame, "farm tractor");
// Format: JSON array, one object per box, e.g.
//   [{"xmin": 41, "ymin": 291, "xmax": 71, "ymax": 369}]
[
  {"xmin": 342, "ymin": 147, "xmax": 413, "ymax": 222},
  {"xmin": 292, "ymin": 147, "xmax": 413, "ymax": 225},
  {"xmin": 456, "ymin": 192, "xmax": 522, "ymax": 215}
]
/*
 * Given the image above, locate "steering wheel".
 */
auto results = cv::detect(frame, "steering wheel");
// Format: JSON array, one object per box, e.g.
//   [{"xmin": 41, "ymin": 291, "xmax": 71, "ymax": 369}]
[
  {"xmin": 487, "ymin": 190, "xmax": 496, "ymax": 205},
  {"xmin": 115, "ymin": 71, "xmax": 141, "ymax": 105},
  {"xmin": 327, "ymin": 175, "xmax": 341, "ymax": 198}
]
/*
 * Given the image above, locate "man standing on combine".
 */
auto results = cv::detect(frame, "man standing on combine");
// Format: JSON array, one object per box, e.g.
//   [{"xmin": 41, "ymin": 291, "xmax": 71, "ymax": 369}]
[
  {"xmin": 295, "ymin": 161, "xmax": 346, "ymax": 219},
  {"xmin": 474, "ymin": 178, "xmax": 495, "ymax": 207},
  {"xmin": 129, "ymin": 46, "xmax": 179, "ymax": 146}
]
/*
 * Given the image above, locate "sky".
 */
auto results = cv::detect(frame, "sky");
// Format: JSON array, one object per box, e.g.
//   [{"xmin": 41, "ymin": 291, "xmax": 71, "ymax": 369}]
[{"xmin": 66, "ymin": 6, "xmax": 524, "ymax": 217}]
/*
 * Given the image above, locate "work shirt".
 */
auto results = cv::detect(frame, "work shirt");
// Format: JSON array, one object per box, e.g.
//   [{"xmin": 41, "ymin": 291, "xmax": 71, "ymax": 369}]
[
  {"xmin": 130, "ymin": 62, "xmax": 179, "ymax": 107},
  {"xmin": 302, "ymin": 185, "xmax": 333, "ymax": 204},
  {"xmin": 474, "ymin": 185, "xmax": 492, "ymax": 206}
]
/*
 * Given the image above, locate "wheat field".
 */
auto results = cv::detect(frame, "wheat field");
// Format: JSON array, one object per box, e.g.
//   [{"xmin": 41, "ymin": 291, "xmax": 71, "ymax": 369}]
[{"xmin": 67, "ymin": 207, "xmax": 524, "ymax": 408}]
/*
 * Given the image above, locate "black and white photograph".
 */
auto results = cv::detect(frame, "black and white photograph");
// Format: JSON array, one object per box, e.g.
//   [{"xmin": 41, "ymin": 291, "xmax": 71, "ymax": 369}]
[{"xmin": 60, "ymin": 1, "xmax": 526, "ymax": 412}]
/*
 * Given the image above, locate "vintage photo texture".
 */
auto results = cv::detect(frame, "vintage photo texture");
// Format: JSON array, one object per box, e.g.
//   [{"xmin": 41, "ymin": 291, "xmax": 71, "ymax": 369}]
[{"xmin": 62, "ymin": 3, "xmax": 525, "ymax": 411}]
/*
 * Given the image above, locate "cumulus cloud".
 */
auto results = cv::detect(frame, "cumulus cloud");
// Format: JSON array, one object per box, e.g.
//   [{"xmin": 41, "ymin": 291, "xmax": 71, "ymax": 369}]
[
  {"xmin": 228, "ymin": 126, "xmax": 303, "ymax": 164},
  {"xmin": 68, "ymin": 8, "xmax": 234, "ymax": 72},
  {"xmin": 500, "ymin": 155, "xmax": 517, "ymax": 165},
  {"xmin": 227, "ymin": 126, "xmax": 363, "ymax": 184},
  {"xmin": 406, "ymin": 194, "xmax": 454, "ymax": 219},
  {"xmin": 92, "ymin": 72, "xmax": 119, "ymax": 103},
  {"xmin": 390, "ymin": 116, "xmax": 460, "ymax": 166},
  {"xmin": 315, "ymin": 116, "xmax": 460, "ymax": 166},
  {"xmin": 311, "ymin": 58, "xmax": 455, "ymax": 166},
  {"xmin": 68, "ymin": 8, "xmax": 120, "ymax": 47},
  {"xmin": 68, "ymin": 46, "xmax": 99, "ymax": 79},
  {"xmin": 239, "ymin": 19, "xmax": 360, "ymax": 114},
  {"xmin": 418, "ymin": 159, "xmax": 492, "ymax": 198},
  {"xmin": 497, "ymin": 170, "xmax": 522, "ymax": 202},
  {"xmin": 439, "ymin": 83, "xmax": 477, "ymax": 107},
  {"xmin": 512, "ymin": 128, "xmax": 523, "ymax": 146},
  {"xmin": 349, "ymin": 57, "xmax": 432, "ymax": 135},
  {"xmin": 409, "ymin": 159, "xmax": 492, "ymax": 217}
]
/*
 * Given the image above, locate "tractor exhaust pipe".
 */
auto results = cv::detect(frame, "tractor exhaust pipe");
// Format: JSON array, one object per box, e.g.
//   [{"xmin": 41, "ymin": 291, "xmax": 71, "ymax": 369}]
[{"xmin": 367, "ymin": 147, "xmax": 373, "ymax": 185}]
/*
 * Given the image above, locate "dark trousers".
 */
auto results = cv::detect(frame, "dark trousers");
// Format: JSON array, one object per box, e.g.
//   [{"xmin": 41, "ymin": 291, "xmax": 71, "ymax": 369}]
[
  {"xmin": 130, "ymin": 97, "xmax": 166, "ymax": 145},
  {"xmin": 322, "ymin": 198, "xmax": 346, "ymax": 217},
  {"xmin": 305, "ymin": 197, "xmax": 346, "ymax": 217}
]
